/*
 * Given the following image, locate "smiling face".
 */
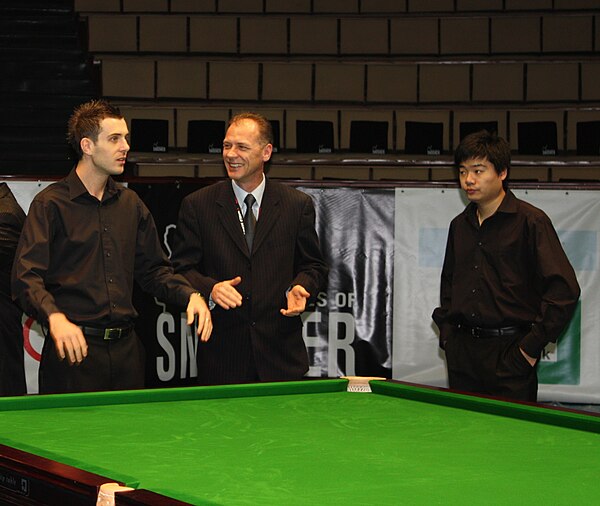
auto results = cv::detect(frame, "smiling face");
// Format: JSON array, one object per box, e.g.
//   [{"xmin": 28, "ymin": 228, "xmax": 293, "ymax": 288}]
[
  {"xmin": 459, "ymin": 157, "xmax": 507, "ymax": 208},
  {"xmin": 222, "ymin": 118, "xmax": 272, "ymax": 192},
  {"xmin": 81, "ymin": 117, "xmax": 130, "ymax": 177}
]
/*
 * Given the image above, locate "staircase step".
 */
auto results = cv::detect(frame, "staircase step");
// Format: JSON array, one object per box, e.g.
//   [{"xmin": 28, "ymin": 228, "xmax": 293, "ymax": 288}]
[
  {"xmin": 2, "ymin": 60, "xmax": 90, "ymax": 79},
  {"xmin": 0, "ymin": 126, "xmax": 69, "ymax": 146},
  {"xmin": 0, "ymin": 45, "xmax": 86, "ymax": 62},
  {"xmin": 1, "ymin": 106, "xmax": 71, "ymax": 127},
  {"xmin": 0, "ymin": 158, "xmax": 73, "ymax": 176},
  {"xmin": 0, "ymin": 78, "xmax": 96, "ymax": 96},
  {"xmin": 0, "ymin": 16, "xmax": 79, "ymax": 34},
  {"xmin": 0, "ymin": 33, "xmax": 81, "ymax": 50},
  {"xmin": 0, "ymin": 146, "xmax": 72, "ymax": 158},
  {"xmin": 0, "ymin": 1, "xmax": 73, "ymax": 16},
  {"xmin": 0, "ymin": 93, "xmax": 94, "ymax": 109}
]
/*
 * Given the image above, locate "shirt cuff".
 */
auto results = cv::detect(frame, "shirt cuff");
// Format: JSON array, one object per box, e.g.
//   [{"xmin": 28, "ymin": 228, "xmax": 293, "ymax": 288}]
[{"xmin": 519, "ymin": 325, "xmax": 545, "ymax": 359}]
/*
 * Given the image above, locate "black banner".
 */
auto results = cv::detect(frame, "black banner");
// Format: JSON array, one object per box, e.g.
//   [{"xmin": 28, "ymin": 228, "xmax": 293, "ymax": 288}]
[
  {"xmin": 130, "ymin": 181, "xmax": 395, "ymax": 387},
  {"xmin": 300, "ymin": 187, "xmax": 394, "ymax": 378}
]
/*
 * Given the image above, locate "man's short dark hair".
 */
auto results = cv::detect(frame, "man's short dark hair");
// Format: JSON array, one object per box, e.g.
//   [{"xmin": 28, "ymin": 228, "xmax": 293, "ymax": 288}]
[
  {"xmin": 67, "ymin": 99, "xmax": 124, "ymax": 159},
  {"xmin": 455, "ymin": 130, "xmax": 511, "ymax": 188}
]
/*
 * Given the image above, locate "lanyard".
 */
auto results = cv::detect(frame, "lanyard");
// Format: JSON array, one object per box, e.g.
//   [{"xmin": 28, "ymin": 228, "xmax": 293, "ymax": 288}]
[
  {"xmin": 234, "ymin": 198, "xmax": 246, "ymax": 235},
  {"xmin": 234, "ymin": 198, "xmax": 260, "ymax": 235}
]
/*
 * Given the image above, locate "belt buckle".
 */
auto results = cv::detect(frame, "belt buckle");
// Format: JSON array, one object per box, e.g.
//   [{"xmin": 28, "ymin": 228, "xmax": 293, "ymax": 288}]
[
  {"xmin": 103, "ymin": 328, "xmax": 122, "ymax": 340},
  {"xmin": 470, "ymin": 327, "xmax": 480, "ymax": 338}
]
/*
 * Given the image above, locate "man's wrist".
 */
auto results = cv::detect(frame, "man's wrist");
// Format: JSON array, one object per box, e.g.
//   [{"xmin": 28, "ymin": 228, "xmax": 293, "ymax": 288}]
[
  {"xmin": 190, "ymin": 292, "xmax": 205, "ymax": 302},
  {"xmin": 48, "ymin": 312, "xmax": 67, "ymax": 324}
]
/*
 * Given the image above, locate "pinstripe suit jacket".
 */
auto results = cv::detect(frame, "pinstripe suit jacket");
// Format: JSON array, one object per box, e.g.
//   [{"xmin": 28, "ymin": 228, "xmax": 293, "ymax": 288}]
[{"xmin": 172, "ymin": 179, "xmax": 328, "ymax": 384}]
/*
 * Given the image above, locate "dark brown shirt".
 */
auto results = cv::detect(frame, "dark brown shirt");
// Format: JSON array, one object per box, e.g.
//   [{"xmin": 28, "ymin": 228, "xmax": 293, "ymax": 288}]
[
  {"xmin": 0, "ymin": 183, "xmax": 25, "ymax": 298},
  {"xmin": 1, "ymin": 183, "xmax": 27, "ymax": 395},
  {"xmin": 432, "ymin": 190, "xmax": 580, "ymax": 358},
  {"xmin": 12, "ymin": 169, "xmax": 194, "ymax": 327}
]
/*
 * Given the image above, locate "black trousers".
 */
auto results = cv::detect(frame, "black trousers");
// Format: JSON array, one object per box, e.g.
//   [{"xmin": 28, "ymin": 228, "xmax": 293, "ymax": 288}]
[
  {"xmin": 196, "ymin": 328, "xmax": 260, "ymax": 386},
  {"xmin": 0, "ymin": 299, "xmax": 27, "ymax": 396},
  {"xmin": 444, "ymin": 328, "xmax": 538, "ymax": 402},
  {"xmin": 39, "ymin": 330, "xmax": 145, "ymax": 394}
]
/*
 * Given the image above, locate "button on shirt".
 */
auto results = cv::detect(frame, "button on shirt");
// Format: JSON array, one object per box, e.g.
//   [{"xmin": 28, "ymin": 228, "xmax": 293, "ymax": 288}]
[
  {"xmin": 432, "ymin": 190, "xmax": 580, "ymax": 358},
  {"xmin": 12, "ymin": 169, "xmax": 194, "ymax": 327}
]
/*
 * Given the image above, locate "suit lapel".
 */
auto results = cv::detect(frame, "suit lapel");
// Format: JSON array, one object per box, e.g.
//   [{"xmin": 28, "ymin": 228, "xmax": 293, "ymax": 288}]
[
  {"xmin": 252, "ymin": 180, "xmax": 280, "ymax": 254},
  {"xmin": 216, "ymin": 182, "xmax": 250, "ymax": 257}
]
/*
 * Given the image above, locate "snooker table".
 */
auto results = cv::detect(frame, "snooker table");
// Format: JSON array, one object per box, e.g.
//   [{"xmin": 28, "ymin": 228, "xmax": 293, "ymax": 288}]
[{"xmin": 0, "ymin": 379, "xmax": 598, "ymax": 506}]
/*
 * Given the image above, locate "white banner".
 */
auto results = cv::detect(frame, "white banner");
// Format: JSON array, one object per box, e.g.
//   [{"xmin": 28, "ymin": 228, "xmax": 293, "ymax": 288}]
[{"xmin": 392, "ymin": 188, "xmax": 600, "ymax": 403}]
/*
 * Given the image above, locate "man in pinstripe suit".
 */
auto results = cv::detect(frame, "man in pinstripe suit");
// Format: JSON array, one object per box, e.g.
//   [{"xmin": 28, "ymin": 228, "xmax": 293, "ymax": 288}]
[{"xmin": 172, "ymin": 113, "xmax": 328, "ymax": 385}]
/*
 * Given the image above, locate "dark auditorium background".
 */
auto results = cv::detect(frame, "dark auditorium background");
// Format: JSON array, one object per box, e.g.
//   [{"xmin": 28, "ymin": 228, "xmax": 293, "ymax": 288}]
[{"xmin": 3, "ymin": 0, "xmax": 600, "ymax": 179}]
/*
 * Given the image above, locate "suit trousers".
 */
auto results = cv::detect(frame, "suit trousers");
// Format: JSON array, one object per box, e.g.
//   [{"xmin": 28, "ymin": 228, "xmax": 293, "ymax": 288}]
[
  {"xmin": 444, "ymin": 328, "xmax": 538, "ymax": 402},
  {"xmin": 39, "ymin": 330, "xmax": 145, "ymax": 394}
]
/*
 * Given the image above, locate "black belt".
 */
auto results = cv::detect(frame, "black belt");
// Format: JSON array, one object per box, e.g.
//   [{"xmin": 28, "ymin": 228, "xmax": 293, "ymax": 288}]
[
  {"xmin": 459, "ymin": 324, "xmax": 531, "ymax": 339},
  {"xmin": 80, "ymin": 325, "xmax": 133, "ymax": 341}
]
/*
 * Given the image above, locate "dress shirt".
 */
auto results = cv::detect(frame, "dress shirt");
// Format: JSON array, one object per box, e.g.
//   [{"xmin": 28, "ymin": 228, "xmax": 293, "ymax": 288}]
[
  {"xmin": 0, "ymin": 183, "xmax": 27, "ymax": 395},
  {"xmin": 232, "ymin": 174, "xmax": 265, "ymax": 222},
  {"xmin": 432, "ymin": 190, "xmax": 580, "ymax": 358},
  {"xmin": 0, "ymin": 183, "xmax": 25, "ymax": 298},
  {"xmin": 12, "ymin": 169, "xmax": 195, "ymax": 327},
  {"xmin": 206, "ymin": 175, "xmax": 267, "ymax": 310}
]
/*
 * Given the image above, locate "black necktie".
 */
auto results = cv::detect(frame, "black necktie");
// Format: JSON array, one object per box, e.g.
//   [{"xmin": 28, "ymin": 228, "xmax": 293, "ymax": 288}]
[{"xmin": 243, "ymin": 193, "xmax": 256, "ymax": 252}]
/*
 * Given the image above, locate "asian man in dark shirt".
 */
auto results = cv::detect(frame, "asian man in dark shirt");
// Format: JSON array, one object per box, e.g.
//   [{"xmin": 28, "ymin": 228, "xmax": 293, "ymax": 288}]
[{"xmin": 432, "ymin": 130, "xmax": 580, "ymax": 401}]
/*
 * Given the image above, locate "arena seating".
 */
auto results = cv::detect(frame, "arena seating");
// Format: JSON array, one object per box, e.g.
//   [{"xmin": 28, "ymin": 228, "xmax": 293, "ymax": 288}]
[{"xmin": 3, "ymin": 0, "xmax": 600, "ymax": 180}]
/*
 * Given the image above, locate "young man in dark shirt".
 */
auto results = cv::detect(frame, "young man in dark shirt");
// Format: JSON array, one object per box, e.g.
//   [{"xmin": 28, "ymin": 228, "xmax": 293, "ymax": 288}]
[
  {"xmin": 432, "ymin": 130, "xmax": 580, "ymax": 401},
  {"xmin": 12, "ymin": 100, "xmax": 212, "ymax": 394}
]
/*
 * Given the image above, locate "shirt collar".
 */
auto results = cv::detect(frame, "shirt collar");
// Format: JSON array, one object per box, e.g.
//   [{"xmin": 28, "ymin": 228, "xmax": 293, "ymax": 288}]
[
  {"xmin": 231, "ymin": 174, "xmax": 266, "ymax": 211},
  {"xmin": 465, "ymin": 189, "xmax": 518, "ymax": 225},
  {"xmin": 496, "ymin": 189, "xmax": 519, "ymax": 214},
  {"xmin": 66, "ymin": 167, "xmax": 121, "ymax": 202}
]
